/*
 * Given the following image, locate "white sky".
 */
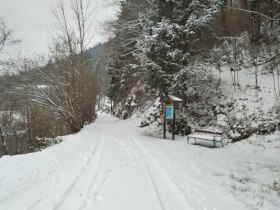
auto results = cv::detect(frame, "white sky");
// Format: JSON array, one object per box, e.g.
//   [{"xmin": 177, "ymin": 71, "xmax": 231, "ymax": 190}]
[{"xmin": 0, "ymin": 0, "xmax": 118, "ymax": 58}]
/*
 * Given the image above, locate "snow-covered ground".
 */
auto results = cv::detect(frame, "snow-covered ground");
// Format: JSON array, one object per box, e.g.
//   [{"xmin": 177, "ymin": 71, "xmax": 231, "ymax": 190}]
[
  {"xmin": 0, "ymin": 113, "xmax": 279, "ymax": 210},
  {"xmin": 220, "ymin": 66, "xmax": 277, "ymax": 115}
]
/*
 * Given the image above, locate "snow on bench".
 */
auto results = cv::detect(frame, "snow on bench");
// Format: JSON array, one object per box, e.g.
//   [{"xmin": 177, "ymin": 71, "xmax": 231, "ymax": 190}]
[{"xmin": 187, "ymin": 128, "xmax": 224, "ymax": 148}]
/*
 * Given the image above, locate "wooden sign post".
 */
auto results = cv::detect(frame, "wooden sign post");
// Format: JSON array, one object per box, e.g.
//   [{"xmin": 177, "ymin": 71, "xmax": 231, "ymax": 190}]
[{"xmin": 162, "ymin": 95, "xmax": 182, "ymax": 140}]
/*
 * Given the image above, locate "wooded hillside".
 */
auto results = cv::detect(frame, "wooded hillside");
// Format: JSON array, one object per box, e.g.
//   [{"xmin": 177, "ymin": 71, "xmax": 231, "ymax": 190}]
[
  {"xmin": 104, "ymin": 0, "xmax": 280, "ymax": 140},
  {"xmin": 1, "ymin": 0, "xmax": 280, "ymax": 156}
]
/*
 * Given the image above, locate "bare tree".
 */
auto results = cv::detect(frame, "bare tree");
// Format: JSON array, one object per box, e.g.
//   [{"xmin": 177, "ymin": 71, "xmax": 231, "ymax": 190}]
[
  {"xmin": 225, "ymin": 0, "xmax": 280, "ymax": 22},
  {"xmin": 28, "ymin": 0, "xmax": 98, "ymax": 132},
  {"xmin": 0, "ymin": 17, "xmax": 21, "ymax": 156},
  {"xmin": 0, "ymin": 17, "xmax": 21, "ymax": 55}
]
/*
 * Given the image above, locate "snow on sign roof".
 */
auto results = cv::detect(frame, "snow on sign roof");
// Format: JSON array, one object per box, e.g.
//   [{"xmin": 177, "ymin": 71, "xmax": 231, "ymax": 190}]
[{"xmin": 167, "ymin": 95, "xmax": 183, "ymax": 102}]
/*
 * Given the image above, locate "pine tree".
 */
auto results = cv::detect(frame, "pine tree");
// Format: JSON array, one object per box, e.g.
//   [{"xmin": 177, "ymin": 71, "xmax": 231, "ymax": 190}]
[{"xmin": 137, "ymin": 0, "xmax": 222, "ymax": 98}]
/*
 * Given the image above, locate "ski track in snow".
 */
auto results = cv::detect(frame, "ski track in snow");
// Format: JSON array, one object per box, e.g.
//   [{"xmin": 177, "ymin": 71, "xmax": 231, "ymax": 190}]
[
  {"xmin": 0, "ymin": 114, "xmax": 190, "ymax": 210},
  {"xmin": 122, "ymin": 128, "xmax": 192, "ymax": 210},
  {"xmin": 53, "ymin": 124, "xmax": 106, "ymax": 210},
  {"xmin": 81, "ymin": 120, "xmax": 190, "ymax": 210}
]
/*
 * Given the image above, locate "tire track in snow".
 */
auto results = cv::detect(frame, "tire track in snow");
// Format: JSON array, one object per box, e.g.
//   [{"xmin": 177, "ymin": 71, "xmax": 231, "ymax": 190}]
[
  {"xmin": 111, "ymin": 131, "xmax": 167, "ymax": 210},
  {"xmin": 143, "ymin": 143, "xmax": 208, "ymax": 208},
  {"xmin": 80, "ymin": 122, "xmax": 167, "ymax": 210},
  {"xmin": 143, "ymin": 161, "xmax": 166, "ymax": 210},
  {"xmin": 98, "ymin": 125, "xmax": 174, "ymax": 210},
  {"xmin": 79, "ymin": 168, "xmax": 114, "ymax": 210},
  {"xmin": 122, "ymin": 126, "xmax": 193, "ymax": 210},
  {"xmin": 79, "ymin": 131, "xmax": 142, "ymax": 210},
  {"xmin": 52, "ymin": 124, "xmax": 106, "ymax": 210}
]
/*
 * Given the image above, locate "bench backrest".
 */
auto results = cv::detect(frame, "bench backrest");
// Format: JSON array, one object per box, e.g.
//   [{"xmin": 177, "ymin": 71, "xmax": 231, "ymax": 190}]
[{"xmin": 195, "ymin": 128, "xmax": 223, "ymax": 135}]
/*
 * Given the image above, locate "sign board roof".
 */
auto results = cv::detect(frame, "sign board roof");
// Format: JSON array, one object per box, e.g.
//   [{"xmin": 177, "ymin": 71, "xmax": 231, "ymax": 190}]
[{"xmin": 168, "ymin": 95, "xmax": 182, "ymax": 102}]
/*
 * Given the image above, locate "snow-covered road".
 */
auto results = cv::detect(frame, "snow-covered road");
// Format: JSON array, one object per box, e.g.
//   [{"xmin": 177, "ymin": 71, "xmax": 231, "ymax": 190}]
[
  {"xmin": 0, "ymin": 114, "xmax": 190, "ymax": 210},
  {"xmin": 0, "ymin": 114, "xmax": 279, "ymax": 210}
]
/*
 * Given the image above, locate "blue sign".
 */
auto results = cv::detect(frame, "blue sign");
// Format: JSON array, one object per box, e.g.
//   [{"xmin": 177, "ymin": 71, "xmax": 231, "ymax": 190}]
[{"xmin": 165, "ymin": 106, "xmax": 173, "ymax": 119}]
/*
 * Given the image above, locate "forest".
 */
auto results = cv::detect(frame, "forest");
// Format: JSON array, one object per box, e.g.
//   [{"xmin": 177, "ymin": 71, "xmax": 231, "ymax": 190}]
[
  {"xmin": 105, "ymin": 0, "xmax": 280, "ymax": 140},
  {"xmin": 0, "ymin": 0, "xmax": 280, "ymax": 157}
]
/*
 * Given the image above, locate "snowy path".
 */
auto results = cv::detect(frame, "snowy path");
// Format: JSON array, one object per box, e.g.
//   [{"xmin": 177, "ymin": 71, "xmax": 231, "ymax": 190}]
[
  {"xmin": 0, "ymin": 114, "xmax": 279, "ymax": 210},
  {"xmin": 0, "ymin": 114, "xmax": 190, "ymax": 210}
]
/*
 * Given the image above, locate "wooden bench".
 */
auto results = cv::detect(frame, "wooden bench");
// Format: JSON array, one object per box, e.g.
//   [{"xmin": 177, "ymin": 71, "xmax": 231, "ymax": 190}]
[{"xmin": 187, "ymin": 128, "xmax": 224, "ymax": 147}]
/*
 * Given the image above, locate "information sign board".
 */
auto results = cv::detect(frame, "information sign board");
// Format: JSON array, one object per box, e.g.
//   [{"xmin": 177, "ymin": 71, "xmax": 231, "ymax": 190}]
[{"xmin": 165, "ymin": 106, "xmax": 173, "ymax": 119}]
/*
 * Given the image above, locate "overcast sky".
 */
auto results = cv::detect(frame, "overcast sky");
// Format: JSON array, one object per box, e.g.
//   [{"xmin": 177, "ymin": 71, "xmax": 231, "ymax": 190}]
[{"xmin": 0, "ymin": 0, "xmax": 118, "ymax": 57}]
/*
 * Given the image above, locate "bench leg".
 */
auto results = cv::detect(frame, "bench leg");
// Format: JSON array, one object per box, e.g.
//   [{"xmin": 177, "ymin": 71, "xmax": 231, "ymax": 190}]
[
  {"xmin": 194, "ymin": 138, "xmax": 197, "ymax": 144},
  {"xmin": 187, "ymin": 137, "xmax": 197, "ymax": 144}
]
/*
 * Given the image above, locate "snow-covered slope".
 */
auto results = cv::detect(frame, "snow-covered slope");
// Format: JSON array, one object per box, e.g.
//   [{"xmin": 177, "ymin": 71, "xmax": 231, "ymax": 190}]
[{"xmin": 0, "ymin": 114, "xmax": 279, "ymax": 210}]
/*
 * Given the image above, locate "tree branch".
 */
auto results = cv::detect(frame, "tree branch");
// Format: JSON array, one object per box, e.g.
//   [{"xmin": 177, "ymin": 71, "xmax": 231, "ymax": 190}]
[{"xmin": 225, "ymin": 6, "xmax": 280, "ymax": 21}]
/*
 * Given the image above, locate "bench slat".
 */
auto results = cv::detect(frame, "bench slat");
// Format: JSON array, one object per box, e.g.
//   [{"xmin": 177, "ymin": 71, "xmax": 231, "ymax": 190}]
[
  {"xmin": 187, "ymin": 134, "xmax": 222, "ymax": 141},
  {"xmin": 195, "ymin": 128, "xmax": 223, "ymax": 135}
]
